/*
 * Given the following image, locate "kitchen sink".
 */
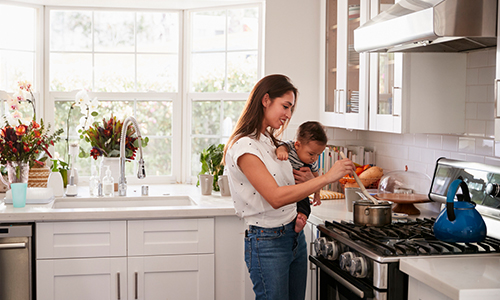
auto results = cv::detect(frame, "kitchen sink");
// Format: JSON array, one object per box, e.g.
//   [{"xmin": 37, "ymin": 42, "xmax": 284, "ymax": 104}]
[{"xmin": 52, "ymin": 195, "xmax": 196, "ymax": 209}]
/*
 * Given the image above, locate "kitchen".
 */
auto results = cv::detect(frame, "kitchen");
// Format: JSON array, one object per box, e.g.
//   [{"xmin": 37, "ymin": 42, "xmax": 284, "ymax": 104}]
[{"xmin": 1, "ymin": 0, "xmax": 500, "ymax": 299}]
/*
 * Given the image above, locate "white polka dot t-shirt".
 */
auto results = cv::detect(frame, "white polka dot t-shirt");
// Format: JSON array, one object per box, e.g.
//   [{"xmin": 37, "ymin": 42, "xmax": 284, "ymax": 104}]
[{"xmin": 225, "ymin": 133, "xmax": 297, "ymax": 228}]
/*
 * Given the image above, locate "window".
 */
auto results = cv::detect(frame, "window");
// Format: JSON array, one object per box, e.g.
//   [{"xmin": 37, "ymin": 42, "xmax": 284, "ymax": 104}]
[
  {"xmin": 187, "ymin": 6, "xmax": 262, "ymax": 180},
  {"xmin": 1, "ymin": 2, "xmax": 262, "ymax": 184},
  {"xmin": 0, "ymin": 3, "xmax": 39, "ymax": 119},
  {"xmin": 48, "ymin": 9, "xmax": 180, "ymax": 181}
]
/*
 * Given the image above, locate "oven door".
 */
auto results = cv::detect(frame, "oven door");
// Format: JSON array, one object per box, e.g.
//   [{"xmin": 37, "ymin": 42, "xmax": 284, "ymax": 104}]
[{"xmin": 309, "ymin": 256, "xmax": 385, "ymax": 300}]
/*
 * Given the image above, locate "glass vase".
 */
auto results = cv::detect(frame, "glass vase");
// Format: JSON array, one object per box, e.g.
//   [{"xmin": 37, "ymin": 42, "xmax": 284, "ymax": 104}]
[{"xmin": 0, "ymin": 161, "xmax": 30, "ymax": 189}]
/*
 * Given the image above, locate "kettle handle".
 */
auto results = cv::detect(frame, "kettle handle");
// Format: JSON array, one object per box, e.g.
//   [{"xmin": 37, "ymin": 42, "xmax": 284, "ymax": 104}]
[{"xmin": 446, "ymin": 179, "xmax": 471, "ymax": 221}]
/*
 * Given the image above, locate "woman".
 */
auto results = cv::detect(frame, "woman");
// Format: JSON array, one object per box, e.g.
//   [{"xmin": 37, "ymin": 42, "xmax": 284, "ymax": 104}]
[{"xmin": 223, "ymin": 74, "xmax": 354, "ymax": 300}]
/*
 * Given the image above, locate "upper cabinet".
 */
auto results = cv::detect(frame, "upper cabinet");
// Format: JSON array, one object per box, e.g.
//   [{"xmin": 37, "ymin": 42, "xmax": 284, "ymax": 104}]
[
  {"xmin": 495, "ymin": 3, "xmax": 500, "ymax": 142},
  {"xmin": 322, "ymin": 0, "xmax": 469, "ymax": 135},
  {"xmin": 320, "ymin": 0, "xmax": 369, "ymax": 130}
]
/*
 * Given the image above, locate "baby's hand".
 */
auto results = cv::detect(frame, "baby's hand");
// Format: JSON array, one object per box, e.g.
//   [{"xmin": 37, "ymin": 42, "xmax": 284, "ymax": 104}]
[
  {"xmin": 276, "ymin": 146, "xmax": 289, "ymax": 161},
  {"xmin": 311, "ymin": 192, "xmax": 322, "ymax": 206}
]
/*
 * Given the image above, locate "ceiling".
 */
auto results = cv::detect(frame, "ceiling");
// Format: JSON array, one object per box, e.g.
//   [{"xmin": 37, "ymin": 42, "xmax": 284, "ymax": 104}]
[{"xmin": 11, "ymin": 0, "xmax": 262, "ymax": 9}]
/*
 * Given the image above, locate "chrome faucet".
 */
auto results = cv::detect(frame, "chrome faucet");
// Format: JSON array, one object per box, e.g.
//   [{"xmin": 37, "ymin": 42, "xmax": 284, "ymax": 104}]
[{"xmin": 118, "ymin": 116, "xmax": 146, "ymax": 196}]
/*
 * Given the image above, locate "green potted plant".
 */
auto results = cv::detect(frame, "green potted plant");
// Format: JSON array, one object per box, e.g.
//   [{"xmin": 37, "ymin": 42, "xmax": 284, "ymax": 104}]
[{"xmin": 197, "ymin": 143, "xmax": 224, "ymax": 191}]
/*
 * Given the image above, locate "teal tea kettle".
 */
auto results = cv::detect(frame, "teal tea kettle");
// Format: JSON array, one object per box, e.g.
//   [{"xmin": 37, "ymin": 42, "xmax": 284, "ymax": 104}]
[{"xmin": 433, "ymin": 178, "xmax": 487, "ymax": 243}]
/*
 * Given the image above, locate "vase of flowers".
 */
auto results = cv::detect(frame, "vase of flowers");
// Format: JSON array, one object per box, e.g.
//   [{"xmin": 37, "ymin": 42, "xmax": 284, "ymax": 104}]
[
  {"xmin": 80, "ymin": 115, "xmax": 148, "ymax": 190},
  {"xmin": 0, "ymin": 81, "xmax": 63, "ymax": 189},
  {"xmin": 0, "ymin": 119, "xmax": 63, "ymax": 189}
]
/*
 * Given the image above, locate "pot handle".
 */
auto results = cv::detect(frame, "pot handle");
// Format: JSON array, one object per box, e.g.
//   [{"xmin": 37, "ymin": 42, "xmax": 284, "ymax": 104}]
[{"xmin": 446, "ymin": 179, "xmax": 471, "ymax": 221}]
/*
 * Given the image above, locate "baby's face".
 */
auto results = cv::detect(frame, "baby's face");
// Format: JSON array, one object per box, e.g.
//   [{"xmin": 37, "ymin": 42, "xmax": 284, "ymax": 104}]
[{"xmin": 295, "ymin": 140, "xmax": 326, "ymax": 165}]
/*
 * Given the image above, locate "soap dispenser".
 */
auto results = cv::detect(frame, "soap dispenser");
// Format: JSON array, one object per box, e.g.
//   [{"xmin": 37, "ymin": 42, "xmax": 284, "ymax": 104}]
[
  {"xmin": 89, "ymin": 164, "xmax": 100, "ymax": 196},
  {"xmin": 102, "ymin": 166, "xmax": 114, "ymax": 197},
  {"xmin": 65, "ymin": 168, "xmax": 78, "ymax": 197}
]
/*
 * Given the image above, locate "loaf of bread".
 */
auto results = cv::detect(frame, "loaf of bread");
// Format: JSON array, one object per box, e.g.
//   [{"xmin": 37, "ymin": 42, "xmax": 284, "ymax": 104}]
[{"xmin": 358, "ymin": 166, "xmax": 383, "ymax": 185}]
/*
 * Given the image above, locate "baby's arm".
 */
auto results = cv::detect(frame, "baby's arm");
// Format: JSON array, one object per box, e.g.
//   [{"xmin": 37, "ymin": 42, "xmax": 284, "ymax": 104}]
[
  {"xmin": 312, "ymin": 171, "xmax": 322, "ymax": 206},
  {"xmin": 276, "ymin": 144, "xmax": 289, "ymax": 161}
]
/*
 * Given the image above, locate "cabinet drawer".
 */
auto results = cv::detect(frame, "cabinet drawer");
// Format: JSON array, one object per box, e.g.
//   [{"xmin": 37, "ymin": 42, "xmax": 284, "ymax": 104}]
[
  {"xmin": 128, "ymin": 218, "xmax": 214, "ymax": 256},
  {"xmin": 37, "ymin": 221, "xmax": 127, "ymax": 259}
]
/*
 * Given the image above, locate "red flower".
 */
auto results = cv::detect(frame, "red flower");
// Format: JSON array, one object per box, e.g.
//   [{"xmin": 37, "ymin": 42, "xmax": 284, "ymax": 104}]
[
  {"xmin": 32, "ymin": 121, "xmax": 40, "ymax": 129},
  {"xmin": 15, "ymin": 125, "xmax": 27, "ymax": 136},
  {"xmin": 33, "ymin": 130, "xmax": 41, "ymax": 137}
]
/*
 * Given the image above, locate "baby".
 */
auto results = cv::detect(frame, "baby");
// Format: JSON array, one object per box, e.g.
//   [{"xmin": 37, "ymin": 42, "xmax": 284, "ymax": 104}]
[{"xmin": 276, "ymin": 121, "xmax": 327, "ymax": 233}]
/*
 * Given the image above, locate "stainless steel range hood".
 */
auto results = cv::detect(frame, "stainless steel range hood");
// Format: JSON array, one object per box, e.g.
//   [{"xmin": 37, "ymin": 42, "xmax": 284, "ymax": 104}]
[{"xmin": 354, "ymin": 0, "xmax": 497, "ymax": 53}]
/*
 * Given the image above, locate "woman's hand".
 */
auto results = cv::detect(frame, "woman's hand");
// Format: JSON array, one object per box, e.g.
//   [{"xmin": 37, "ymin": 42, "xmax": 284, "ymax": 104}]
[
  {"xmin": 293, "ymin": 167, "xmax": 315, "ymax": 183},
  {"xmin": 325, "ymin": 158, "xmax": 355, "ymax": 183}
]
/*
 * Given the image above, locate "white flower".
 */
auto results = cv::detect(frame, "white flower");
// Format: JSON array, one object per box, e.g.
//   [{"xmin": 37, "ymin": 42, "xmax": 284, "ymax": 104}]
[
  {"xmin": 7, "ymin": 110, "xmax": 23, "ymax": 125},
  {"xmin": 76, "ymin": 115, "xmax": 94, "ymax": 132},
  {"xmin": 88, "ymin": 97, "xmax": 99, "ymax": 113},
  {"xmin": 75, "ymin": 90, "xmax": 91, "ymax": 107},
  {"xmin": 6, "ymin": 96, "xmax": 19, "ymax": 110},
  {"xmin": 13, "ymin": 90, "xmax": 27, "ymax": 102}
]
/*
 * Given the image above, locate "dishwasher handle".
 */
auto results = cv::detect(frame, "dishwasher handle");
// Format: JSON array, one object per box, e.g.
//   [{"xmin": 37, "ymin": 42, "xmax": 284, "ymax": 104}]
[{"xmin": 0, "ymin": 242, "xmax": 27, "ymax": 249}]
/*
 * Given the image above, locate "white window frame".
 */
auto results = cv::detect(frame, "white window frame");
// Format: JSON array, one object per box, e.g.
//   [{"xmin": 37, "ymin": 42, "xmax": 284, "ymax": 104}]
[
  {"xmin": 43, "ymin": 6, "xmax": 183, "ymax": 184},
  {"xmin": 183, "ymin": 3, "xmax": 264, "ymax": 184}
]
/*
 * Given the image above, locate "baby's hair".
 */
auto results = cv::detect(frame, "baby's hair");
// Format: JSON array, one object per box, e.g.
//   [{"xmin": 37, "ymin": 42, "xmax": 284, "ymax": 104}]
[{"xmin": 296, "ymin": 121, "xmax": 327, "ymax": 145}]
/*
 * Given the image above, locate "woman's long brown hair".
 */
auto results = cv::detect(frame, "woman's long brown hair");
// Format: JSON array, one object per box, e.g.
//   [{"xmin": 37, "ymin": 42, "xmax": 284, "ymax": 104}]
[{"xmin": 223, "ymin": 74, "xmax": 298, "ymax": 165}]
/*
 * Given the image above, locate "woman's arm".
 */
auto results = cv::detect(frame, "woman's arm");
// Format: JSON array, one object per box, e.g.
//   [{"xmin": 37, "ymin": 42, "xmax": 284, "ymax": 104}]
[{"xmin": 238, "ymin": 153, "xmax": 354, "ymax": 209}]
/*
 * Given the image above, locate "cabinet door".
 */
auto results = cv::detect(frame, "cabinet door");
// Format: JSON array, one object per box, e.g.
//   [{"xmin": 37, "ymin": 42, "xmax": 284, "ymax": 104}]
[
  {"xmin": 321, "ymin": 0, "xmax": 369, "ymax": 130},
  {"xmin": 37, "ymin": 221, "xmax": 127, "ymax": 259},
  {"xmin": 304, "ymin": 222, "xmax": 318, "ymax": 300},
  {"xmin": 495, "ymin": 2, "xmax": 500, "ymax": 141},
  {"xmin": 368, "ymin": 0, "xmax": 401, "ymax": 133},
  {"xmin": 128, "ymin": 254, "xmax": 215, "ymax": 300},
  {"xmin": 37, "ymin": 257, "xmax": 127, "ymax": 300},
  {"xmin": 128, "ymin": 218, "xmax": 214, "ymax": 256}
]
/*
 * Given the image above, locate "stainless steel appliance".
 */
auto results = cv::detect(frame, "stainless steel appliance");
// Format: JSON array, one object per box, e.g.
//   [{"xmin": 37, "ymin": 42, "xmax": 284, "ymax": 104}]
[
  {"xmin": 310, "ymin": 158, "xmax": 500, "ymax": 300},
  {"xmin": 0, "ymin": 223, "xmax": 33, "ymax": 300}
]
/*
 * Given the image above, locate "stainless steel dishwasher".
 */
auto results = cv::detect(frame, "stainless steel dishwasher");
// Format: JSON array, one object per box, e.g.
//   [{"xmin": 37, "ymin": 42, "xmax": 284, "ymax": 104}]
[{"xmin": 0, "ymin": 223, "xmax": 33, "ymax": 300}]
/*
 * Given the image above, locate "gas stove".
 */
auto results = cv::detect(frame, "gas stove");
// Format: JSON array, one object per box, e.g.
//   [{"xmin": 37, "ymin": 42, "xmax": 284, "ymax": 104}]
[{"xmin": 309, "ymin": 158, "xmax": 500, "ymax": 300}]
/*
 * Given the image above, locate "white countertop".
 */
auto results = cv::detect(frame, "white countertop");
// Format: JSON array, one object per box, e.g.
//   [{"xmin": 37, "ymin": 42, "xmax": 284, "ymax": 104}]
[
  {"xmin": 400, "ymin": 256, "xmax": 500, "ymax": 300},
  {"xmin": 0, "ymin": 184, "xmax": 236, "ymax": 222}
]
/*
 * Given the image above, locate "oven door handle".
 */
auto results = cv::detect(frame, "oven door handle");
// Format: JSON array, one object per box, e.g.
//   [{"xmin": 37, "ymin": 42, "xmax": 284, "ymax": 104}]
[{"xmin": 309, "ymin": 255, "xmax": 365, "ymax": 298}]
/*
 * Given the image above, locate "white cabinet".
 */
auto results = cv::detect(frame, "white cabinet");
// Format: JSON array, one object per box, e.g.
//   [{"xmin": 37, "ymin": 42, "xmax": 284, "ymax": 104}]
[
  {"xmin": 495, "ymin": 2, "xmax": 500, "ymax": 141},
  {"xmin": 304, "ymin": 221, "xmax": 319, "ymax": 300},
  {"xmin": 320, "ymin": 0, "xmax": 370, "ymax": 130},
  {"xmin": 367, "ymin": 0, "xmax": 467, "ymax": 134},
  {"xmin": 37, "ymin": 219, "xmax": 215, "ymax": 300}
]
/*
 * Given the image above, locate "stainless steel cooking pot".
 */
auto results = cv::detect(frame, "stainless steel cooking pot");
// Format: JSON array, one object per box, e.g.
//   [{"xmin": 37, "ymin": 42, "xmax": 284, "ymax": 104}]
[{"xmin": 353, "ymin": 200, "xmax": 393, "ymax": 226}]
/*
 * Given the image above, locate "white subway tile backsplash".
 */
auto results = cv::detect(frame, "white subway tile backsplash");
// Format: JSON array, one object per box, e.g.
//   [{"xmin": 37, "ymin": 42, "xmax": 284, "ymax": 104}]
[
  {"xmin": 478, "ymin": 66, "xmax": 495, "ymax": 85},
  {"xmin": 467, "ymin": 85, "xmax": 488, "ymax": 102},
  {"xmin": 427, "ymin": 135, "xmax": 442, "ymax": 149},
  {"xmin": 477, "ymin": 103, "xmax": 495, "ymax": 120},
  {"xmin": 408, "ymin": 147, "xmax": 421, "ymax": 162},
  {"xmin": 487, "ymin": 48, "xmax": 496, "ymax": 66},
  {"xmin": 486, "ymin": 84, "xmax": 495, "ymax": 103},
  {"xmin": 442, "ymin": 135, "xmax": 459, "ymax": 152},
  {"xmin": 420, "ymin": 148, "xmax": 436, "ymax": 164},
  {"xmin": 468, "ymin": 50, "xmax": 490, "ymax": 68},
  {"xmin": 333, "ymin": 128, "xmax": 357, "ymax": 140},
  {"xmin": 414, "ymin": 134, "xmax": 427, "ymax": 147},
  {"xmin": 466, "ymin": 68, "xmax": 479, "ymax": 85},
  {"xmin": 391, "ymin": 134, "xmax": 403, "ymax": 145},
  {"xmin": 435, "ymin": 150, "xmax": 451, "ymax": 161},
  {"xmin": 486, "ymin": 121, "xmax": 495, "ymax": 138},
  {"xmin": 465, "ymin": 103, "xmax": 477, "ymax": 119},
  {"xmin": 403, "ymin": 133, "xmax": 415, "ymax": 146},
  {"xmin": 475, "ymin": 138, "xmax": 494, "ymax": 156},
  {"xmin": 458, "ymin": 137, "xmax": 476, "ymax": 153},
  {"xmin": 466, "ymin": 120, "xmax": 486, "ymax": 136}
]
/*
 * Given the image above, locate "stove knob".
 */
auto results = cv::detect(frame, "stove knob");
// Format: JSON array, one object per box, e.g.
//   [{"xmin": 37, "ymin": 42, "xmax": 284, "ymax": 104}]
[
  {"xmin": 339, "ymin": 252, "xmax": 357, "ymax": 272},
  {"xmin": 486, "ymin": 183, "xmax": 500, "ymax": 197},
  {"xmin": 350, "ymin": 256, "xmax": 368, "ymax": 278},
  {"xmin": 314, "ymin": 237, "xmax": 327, "ymax": 256},
  {"xmin": 323, "ymin": 241, "xmax": 340, "ymax": 260}
]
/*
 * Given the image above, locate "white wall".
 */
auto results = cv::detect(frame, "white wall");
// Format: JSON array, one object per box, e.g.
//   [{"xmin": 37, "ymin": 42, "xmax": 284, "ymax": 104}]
[{"xmin": 265, "ymin": 0, "xmax": 321, "ymax": 139}]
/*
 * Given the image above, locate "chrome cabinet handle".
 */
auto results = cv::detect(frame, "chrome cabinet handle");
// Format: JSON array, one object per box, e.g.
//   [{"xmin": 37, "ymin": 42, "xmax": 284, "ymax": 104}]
[
  {"xmin": 495, "ymin": 79, "xmax": 500, "ymax": 118},
  {"xmin": 0, "ymin": 242, "xmax": 26, "ymax": 249},
  {"xmin": 333, "ymin": 89, "xmax": 339, "ymax": 113},
  {"xmin": 117, "ymin": 272, "xmax": 121, "ymax": 300},
  {"xmin": 135, "ymin": 271, "xmax": 138, "ymax": 299}
]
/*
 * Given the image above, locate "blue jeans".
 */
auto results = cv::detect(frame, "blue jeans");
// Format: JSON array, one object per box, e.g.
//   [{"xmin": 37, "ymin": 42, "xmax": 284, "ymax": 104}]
[{"xmin": 245, "ymin": 221, "xmax": 307, "ymax": 300}]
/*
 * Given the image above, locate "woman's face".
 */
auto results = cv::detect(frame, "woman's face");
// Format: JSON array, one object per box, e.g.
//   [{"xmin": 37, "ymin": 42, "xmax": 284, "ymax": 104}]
[{"xmin": 262, "ymin": 91, "xmax": 295, "ymax": 132}]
